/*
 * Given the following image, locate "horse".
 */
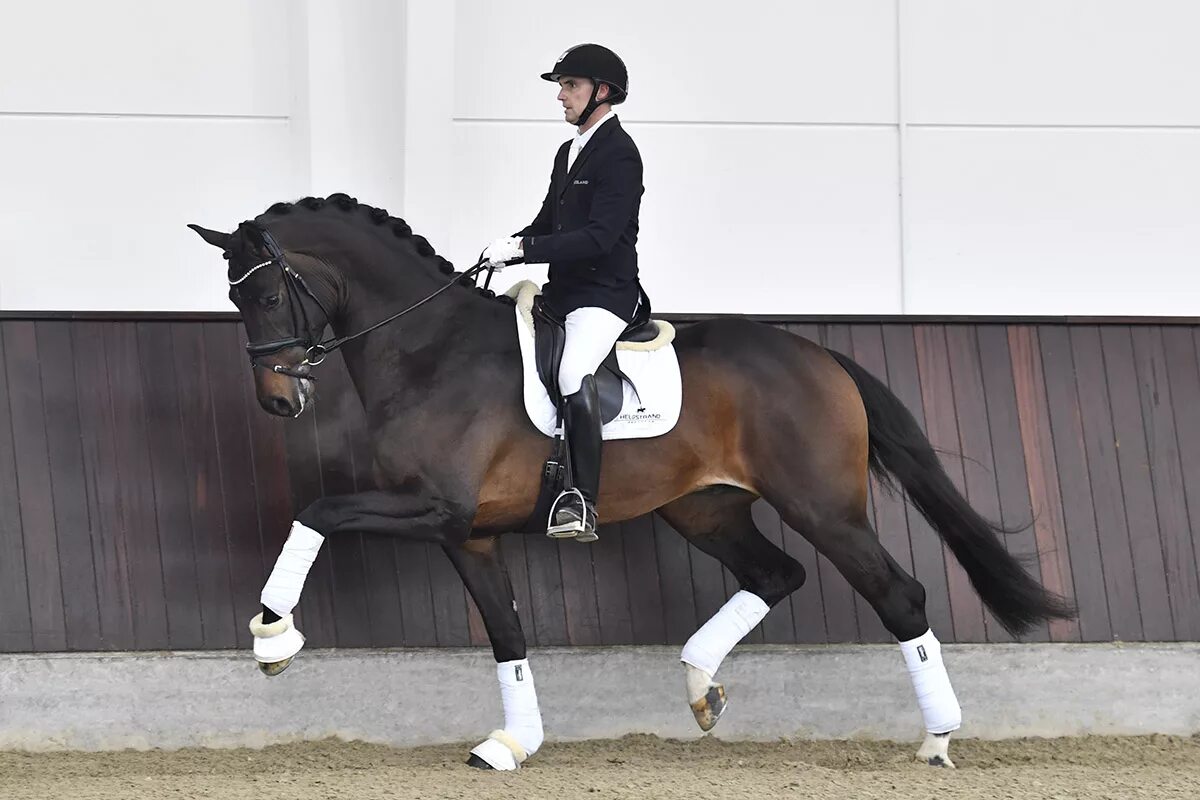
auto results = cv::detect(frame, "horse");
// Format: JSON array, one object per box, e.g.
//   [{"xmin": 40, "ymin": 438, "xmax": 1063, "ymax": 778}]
[{"xmin": 189, "ymin": 193, "xmax": 1076, "ymax": 771}]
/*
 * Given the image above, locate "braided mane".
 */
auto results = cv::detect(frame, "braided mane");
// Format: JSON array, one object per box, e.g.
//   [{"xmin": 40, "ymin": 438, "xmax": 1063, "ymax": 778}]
[{"xmin": 257, "ymin": 192, "xmax": 514, "ymax": 304}]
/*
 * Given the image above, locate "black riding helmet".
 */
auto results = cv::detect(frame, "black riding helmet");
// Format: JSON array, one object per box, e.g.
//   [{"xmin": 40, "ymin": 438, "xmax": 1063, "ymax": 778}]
[{"xmin": 541, "ymin": 43, "xmax": 628, "ymax": 127}]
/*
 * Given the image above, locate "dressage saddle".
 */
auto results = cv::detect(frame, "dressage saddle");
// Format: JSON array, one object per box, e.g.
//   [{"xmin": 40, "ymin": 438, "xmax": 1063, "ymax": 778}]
[{"xmin": 530, "ymin": 293, "xmax": 654, "ymax": 424}]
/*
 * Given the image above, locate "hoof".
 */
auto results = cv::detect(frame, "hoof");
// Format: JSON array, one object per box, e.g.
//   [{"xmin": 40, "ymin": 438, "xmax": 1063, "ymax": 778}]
[
  {"xmin": 466, "ymin": 753, "xmax": 495, "ymax": 770},
  {"xmin": 468, "ymin": 734, "xmax": 523, "ymax": 771},
  {"xmin": 915, "ymin": 732, "xmax": 956, "ymax": 768},
  {"xmin": 258, "ymin": 657, "xmax": 293, "ymax": 677},
  {"xmin": 690, "ymin": 682, "xmax": 727, "ymax": 732}
]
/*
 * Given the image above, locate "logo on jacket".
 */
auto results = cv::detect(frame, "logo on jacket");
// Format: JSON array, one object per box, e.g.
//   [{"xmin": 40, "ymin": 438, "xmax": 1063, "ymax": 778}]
[{"xmin": 573, "ymin": 179, "xmax": 589, "ymax": 185}]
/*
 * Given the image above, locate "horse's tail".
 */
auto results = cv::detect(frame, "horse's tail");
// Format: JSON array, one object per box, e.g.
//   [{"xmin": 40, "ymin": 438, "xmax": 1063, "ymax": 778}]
[{"xmin": 826, "ymin": 348, "xmax": 1077, "ymax": 636}]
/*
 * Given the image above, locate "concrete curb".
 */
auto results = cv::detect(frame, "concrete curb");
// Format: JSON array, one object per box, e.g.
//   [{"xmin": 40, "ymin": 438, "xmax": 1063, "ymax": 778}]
[{"xmin": 0, "ymin": 642, "xmax": 1196, "ymax": 751}]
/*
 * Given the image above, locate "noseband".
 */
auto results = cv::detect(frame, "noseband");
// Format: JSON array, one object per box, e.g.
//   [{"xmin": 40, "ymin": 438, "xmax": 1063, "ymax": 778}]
[{"xmin": 232, "ymin": 226, "xmax": 498, "ymax": 380}]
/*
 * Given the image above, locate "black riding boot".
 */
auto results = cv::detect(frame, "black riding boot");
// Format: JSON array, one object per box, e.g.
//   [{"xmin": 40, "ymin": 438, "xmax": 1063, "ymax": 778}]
[{"xmin": 547, "ymin": 374, "xmax": 602, "ymax": 542}]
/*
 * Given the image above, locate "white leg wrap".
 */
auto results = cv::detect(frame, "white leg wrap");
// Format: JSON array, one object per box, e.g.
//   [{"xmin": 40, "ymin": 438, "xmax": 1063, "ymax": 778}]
[
  {"xmin": 680, "ymin": 590, "xmax": 770, "ymax": 677},
  {"xmin": 470, "ymin": 658, "xmax": 544, "ymax": 770},
  {"xmin": 899, "ymin": 629, "xmax": 962, "ymax": 734},
  {"xmin": 260, "ymin": 521, "xmax": 325, "ymax": 617}
]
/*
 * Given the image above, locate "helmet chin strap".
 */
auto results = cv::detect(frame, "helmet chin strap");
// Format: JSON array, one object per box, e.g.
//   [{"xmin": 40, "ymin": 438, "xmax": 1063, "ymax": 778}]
[{"xmin": 574, "ymin": 83, "xmax": 605, "ymax": 128}]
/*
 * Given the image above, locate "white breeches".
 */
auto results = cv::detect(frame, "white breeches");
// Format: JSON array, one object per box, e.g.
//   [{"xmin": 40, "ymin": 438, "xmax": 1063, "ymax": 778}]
[{"xmin": 558, "ymin": 306, "xmax": 629, "ymax": 396}]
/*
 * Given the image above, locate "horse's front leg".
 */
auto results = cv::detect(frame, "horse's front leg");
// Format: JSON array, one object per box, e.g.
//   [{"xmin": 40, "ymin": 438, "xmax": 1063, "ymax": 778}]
[
  {"xmin": 443, "ymin": 538, "xmax": 543, "ymax": 771},
  {"xmin": 249, "ymin": 489, "xmax": 469, "ymax": 675}
]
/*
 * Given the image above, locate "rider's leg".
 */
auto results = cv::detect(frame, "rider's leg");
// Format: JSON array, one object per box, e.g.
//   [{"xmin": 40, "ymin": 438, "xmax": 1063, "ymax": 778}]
[{"xmin": 549, "ymin": 306, "xmax": 628, "ymax": 541}]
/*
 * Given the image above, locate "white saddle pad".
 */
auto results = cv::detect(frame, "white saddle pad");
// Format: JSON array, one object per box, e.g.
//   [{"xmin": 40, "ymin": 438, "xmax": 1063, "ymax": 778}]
[{"xmin": 505, "ymin": 280, "xmax": 682, "ymax": 441}]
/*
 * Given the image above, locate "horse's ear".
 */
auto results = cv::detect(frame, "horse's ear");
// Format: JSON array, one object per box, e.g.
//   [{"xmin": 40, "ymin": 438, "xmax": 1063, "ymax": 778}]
[{"xmin": 188, "ymin": 224, "xmax": 232, "ymax": 250}]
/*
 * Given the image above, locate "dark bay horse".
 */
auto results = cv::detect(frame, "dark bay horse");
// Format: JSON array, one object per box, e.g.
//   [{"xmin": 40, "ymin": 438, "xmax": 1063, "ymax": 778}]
[{"xmin": 189, "ymin": 193, "xmax": 1075, "ymax": 770}]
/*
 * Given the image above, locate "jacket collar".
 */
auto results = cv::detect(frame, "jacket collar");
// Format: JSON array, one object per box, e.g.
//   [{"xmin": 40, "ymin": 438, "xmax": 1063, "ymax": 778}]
[{"xmin": 560, "ymin": 116, "xmax": 620, "ymax": 193}]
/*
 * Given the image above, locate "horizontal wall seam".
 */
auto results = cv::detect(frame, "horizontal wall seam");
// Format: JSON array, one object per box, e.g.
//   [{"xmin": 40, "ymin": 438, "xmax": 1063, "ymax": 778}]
[{"xmin": 0, "ymin": 111, "xmax": 289, "ymax": 122}]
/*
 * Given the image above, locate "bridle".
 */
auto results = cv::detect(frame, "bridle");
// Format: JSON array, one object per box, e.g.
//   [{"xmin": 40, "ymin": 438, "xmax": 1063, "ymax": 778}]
[{"xmin": 230, "ymin": 226, "xmax": 500, "ymax": 380}]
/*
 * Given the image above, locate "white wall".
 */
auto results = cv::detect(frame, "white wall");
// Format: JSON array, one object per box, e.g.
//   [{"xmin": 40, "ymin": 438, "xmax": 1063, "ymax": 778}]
[
  {"xmin": 444, "ymin": 0, "xmax": 902, "ymax": 314},
  {"xmin": 0, "ymin": 0, "xmax": 405, "ymax": 312},
  {"xmin": 899, "ymin": 0, "xmax": 1200, "ymax": 315},
  {"xmin": 1, "ymin": 0, "xmax": 1197, "ymax": 315}
]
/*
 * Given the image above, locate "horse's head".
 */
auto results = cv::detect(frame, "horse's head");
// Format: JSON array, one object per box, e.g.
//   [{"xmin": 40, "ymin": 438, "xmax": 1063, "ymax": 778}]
[
  {"xmin": 188, "ymin": 219, "xmax": 336, "ymax": 417},
  {"xmin": 191, "ymin": 193, "xmax": 506, "ymax": 419}
]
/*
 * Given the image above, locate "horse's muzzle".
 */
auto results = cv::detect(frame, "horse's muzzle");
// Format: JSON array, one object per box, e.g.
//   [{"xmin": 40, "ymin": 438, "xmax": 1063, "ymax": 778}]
[{"xmin": 256, "ymin": 367, "xmax": 314, "ymax": 418}]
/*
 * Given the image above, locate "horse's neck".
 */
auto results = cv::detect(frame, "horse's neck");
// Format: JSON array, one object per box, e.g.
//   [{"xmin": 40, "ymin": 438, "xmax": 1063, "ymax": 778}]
[{"xmin": 335, "ymin": 284, "xmax": 518, "ymax": 418}]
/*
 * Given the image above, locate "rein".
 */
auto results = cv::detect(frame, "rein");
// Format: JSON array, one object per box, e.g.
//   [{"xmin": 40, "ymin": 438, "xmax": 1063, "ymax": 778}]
[{"xmin": 232, "ymin": 227, "xmax": 509, "ymax": 378}]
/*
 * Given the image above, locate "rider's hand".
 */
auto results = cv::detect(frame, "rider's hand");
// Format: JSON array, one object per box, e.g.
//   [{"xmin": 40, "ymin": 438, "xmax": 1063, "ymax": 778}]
[{"xmin": 482, "ymin": 236, "xmax": 523, "ymax": 268}]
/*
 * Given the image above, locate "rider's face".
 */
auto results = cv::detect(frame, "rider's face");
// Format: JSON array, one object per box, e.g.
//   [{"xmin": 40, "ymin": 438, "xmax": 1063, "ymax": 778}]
[{"xmin": 557, "ymin": 76, "xmax": 607, "ymax": 126}]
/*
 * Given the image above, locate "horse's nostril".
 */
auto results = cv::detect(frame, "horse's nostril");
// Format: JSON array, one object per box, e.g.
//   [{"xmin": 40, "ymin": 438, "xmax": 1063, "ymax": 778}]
[{"xmin": 270, "ymin": 396, "xmax": 294, "ymax": 416}]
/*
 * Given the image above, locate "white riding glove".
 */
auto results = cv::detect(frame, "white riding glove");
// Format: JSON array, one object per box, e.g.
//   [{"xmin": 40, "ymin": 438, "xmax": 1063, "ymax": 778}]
[{"xmin": 482, "ymin": 236, "xmax": 523, "ymax": 268}]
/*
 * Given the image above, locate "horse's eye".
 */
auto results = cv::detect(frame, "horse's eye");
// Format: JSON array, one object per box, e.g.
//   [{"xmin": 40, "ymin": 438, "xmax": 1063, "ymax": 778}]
[{"xmin": 262, "ymin": 294, "xmax": 282, "ymax": 309}]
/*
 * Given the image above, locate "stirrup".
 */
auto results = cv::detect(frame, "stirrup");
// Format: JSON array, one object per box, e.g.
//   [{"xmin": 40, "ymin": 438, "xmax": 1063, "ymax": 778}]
[{"xmin": 546, "ymin": 488, "xmax": 597, "ymax": 541}]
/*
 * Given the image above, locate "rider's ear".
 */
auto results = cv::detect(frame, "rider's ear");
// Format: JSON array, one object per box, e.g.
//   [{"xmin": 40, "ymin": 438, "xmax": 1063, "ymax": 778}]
[{"xmin": 187, "ymin": 224, "xmax": 231, "ymax": 251}]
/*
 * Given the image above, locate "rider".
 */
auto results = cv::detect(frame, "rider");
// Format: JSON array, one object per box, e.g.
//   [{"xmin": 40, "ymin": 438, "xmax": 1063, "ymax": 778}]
[{"xmin": 482, "ymin": 43, "xmax": 649, "ymax": 543}]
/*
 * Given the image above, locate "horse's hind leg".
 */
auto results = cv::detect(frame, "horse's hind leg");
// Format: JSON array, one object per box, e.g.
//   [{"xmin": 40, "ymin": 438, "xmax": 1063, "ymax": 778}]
[
  {"xmin": 656, "ymin": 486, "xmax": 807, "ymax": 731},
  {"xmin": 769, "ymin": 492, "xmax": 961, "ymax": 767}
]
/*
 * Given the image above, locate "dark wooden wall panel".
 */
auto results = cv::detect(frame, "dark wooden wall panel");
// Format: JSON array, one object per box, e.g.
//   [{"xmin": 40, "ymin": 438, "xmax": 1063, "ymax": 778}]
[
  {"xmin": 558, "ymin": 536, "xmax": 602, "ymax": 645},
  {"xmin": 653, "ymin": 514, "xmax": 699, "ymax": 645},
  {"xmin": 5, "ymin": 321, "xmax": 67, "ymax": 651},
  {"xmin": 1069, "ymin": 326, "xmax": 1144, "ymax": 641},
  {"xmin": 2, "ymin": 317, "xmax": 1199, "ymax": 653},
  {"xmin": 137, "ymin": 322, "xmax": 204, "ymax": 649},
  {"xmin": 37, "ymin": 322, "xmax": 103, "ymax": 651},
  {"xmin": 1163, "ymin": 328, "xmax": 1200, "ymax": 637},
  {"xmin": 1037, "ymin": 325, "xmax": 1111, "ymax": 642},
  {"xmin": 173, "ymin": 323, "xmax": 237, "ymax": 649},
  {"xmin": 592, "ymin": 526, "xmax": 634, "ymax": 645},
  {"xmin": 1100, "ymin": 327, "xmax": 1176, "ymax": 640},
  {"xmin": 72, "ymin": 321, "xmax": 134, "ymax": 649},
  {"xmin": 621, "ymin": 514, "xmax": 666, "ymax": 645},
  {"xmin": 523, "ymin": 534, "xmax": 569, "ymax": 645},
  {"xmin": 394, "ymin": 542, "xmax": 438, "ymax": 646},
  {"xmin": 104, "ymin": 324, "xmax": 170, "ymax": 649},
  {"xmin": 1131, "ymin": 328, "xmax": 1200, "ymax": 640},
  {"xmin": 0, "ymin": 323, "xmax": 34, "ymax": 651},
  {"xmin": 1009, "ymin": 326, "xmax": 1081, "ymax": 642}
]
